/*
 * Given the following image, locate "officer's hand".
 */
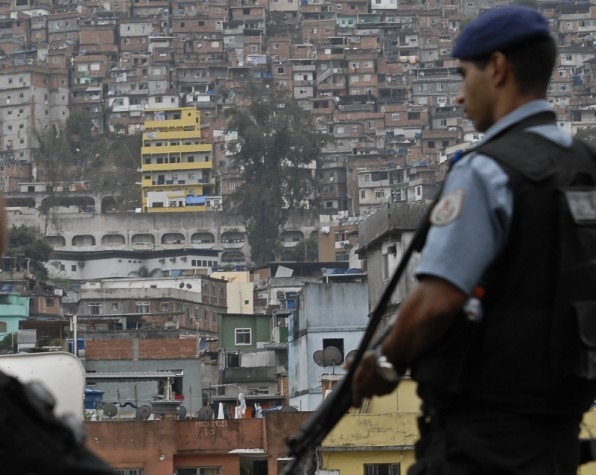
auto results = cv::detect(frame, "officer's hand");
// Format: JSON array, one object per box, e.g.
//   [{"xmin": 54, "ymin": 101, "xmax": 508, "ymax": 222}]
[{"xmin": 348, "ymin": 350, "xmax": 399, "ymax": 407}]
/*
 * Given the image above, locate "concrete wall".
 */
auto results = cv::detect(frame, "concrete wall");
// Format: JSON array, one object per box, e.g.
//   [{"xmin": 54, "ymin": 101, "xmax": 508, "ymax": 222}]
[
  {"xmin": 357, "ymin": 203, "xmax": 427, "ymax": 315},
  {"xmin": 85, "ymin": 337, "xmax": 204, "ymax": 412},
  {"xmin": 85, "ymin": 412, "xmax": 310, "ymax": 475},
  {"xmin": 8, "ymin": 208, "xmax": 319, "ymax": 263},
  {"xmin": 288, "ymin": 282, "xmax": 368, "ymax": 411}
]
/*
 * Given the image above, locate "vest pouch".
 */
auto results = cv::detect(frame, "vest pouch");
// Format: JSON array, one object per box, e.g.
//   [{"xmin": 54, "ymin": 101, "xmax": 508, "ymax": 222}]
[
  {"xmin": 412, "ymin": 313, "xmax": 481, "ymax": 408},
  {"xmin": 555, "ymin": 187, "xmax": 596, "ymax": 381},
  {"xmin": 575, "ymin": 301, "xmax": 596, "ymax": 379},
  {"xmin": 559, "ymin": 188, "xmax": 596, "ymax": 299}
]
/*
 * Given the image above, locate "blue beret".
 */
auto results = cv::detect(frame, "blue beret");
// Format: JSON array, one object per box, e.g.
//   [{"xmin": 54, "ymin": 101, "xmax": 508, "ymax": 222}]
[{"xmin": 452, "ymin": 6, "xmax": 551, "ymax": 59}]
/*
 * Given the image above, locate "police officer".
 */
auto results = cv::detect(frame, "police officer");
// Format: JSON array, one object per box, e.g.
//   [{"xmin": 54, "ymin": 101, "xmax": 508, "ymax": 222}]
[{"xmin": 352, "ymin": 5, "xmax": 596, "ymax": 474}]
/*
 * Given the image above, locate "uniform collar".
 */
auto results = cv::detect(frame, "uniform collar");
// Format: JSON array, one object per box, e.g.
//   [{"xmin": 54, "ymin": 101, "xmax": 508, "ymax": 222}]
[{"xmin": 479, "ymin": 100, "xmax": 554, "ymax": 145}]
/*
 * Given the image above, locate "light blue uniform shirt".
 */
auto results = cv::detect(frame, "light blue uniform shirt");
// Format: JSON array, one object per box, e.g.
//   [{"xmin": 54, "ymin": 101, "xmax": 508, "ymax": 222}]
[{"xmin": 416, "ymin": 100, "xmax": 573, "ymax": 295}]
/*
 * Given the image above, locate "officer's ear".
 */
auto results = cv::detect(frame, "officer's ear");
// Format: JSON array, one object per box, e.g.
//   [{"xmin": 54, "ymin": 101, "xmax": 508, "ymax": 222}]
[{"xmin": 488, "ymin": 52, "xmax": 510, "ymax": 88}]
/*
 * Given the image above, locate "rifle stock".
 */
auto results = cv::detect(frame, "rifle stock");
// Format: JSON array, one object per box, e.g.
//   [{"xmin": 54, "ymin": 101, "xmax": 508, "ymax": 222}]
[
  {"xmin": 282, "ymin": 326, "xmax": 392, "ymax": 475},
  {"xmin": 282, "ymin": 375, "xmax": 352, "ymax": 475}
]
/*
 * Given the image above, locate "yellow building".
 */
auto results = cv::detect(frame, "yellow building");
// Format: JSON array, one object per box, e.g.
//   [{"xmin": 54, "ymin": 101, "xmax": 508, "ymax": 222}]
[
  {"xmin": 321, "ymin": 377, "xmax": 596, "ymax": 474},
  {"xmin": 141, "ymin": 107, "xmax": 214, "ymax": 213},
  {"xmin": 320, "ymin": 378, "xmax": 419, "ymax": 475},
  {"xmin": 211, "ymin": 270, "xmax": 254, "ymax": 314}
]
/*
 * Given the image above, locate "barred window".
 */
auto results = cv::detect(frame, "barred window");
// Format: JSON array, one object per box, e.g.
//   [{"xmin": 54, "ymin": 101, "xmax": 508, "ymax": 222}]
[{"xmin": 364, "ymin": 464, "xmax": 400, "ymax": 475}]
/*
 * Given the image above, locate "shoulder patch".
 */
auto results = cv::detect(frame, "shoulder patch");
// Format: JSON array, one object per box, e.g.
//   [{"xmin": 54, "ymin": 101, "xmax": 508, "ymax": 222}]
[{"xmin": 430, "ymin": 189, "xmax": 465, "ymax": 226}]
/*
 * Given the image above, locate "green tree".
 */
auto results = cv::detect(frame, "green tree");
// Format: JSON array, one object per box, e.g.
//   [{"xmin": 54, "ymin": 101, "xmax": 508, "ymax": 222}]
[
  {"xmin": 226, "ymin": 87, "xmax": 324, "ymax": 265},
  {"xmin": 284, "ymin": 236, "xmax": 318, "ymax": 262},
  {"xmin": 66, "ymin": 109, "xmax": 94, "ymax": 145},
  {"xmin": 34, "ymin": 126, "xmax": 75, "ymax": 234},
  {"xmin": 129, "ymin": 266, "xmax": 163, "ymax": 278},
  {"xmin": 35, "ymin": 118, "xmax": 141, "ymax": 212},
  {"xmin": 0, "ymin": 333, "xmax": 16, "ymax": 353},
  {"xmin": 511, "ymin": 0, "xmax": 538, "ymax": 9},
  {"xmin": 576, "ymin": 127, "xmax": 596, "ymax": 148},
  {"xmin": 7, "ymin": 225, "xmax": 53, "ymax": 280}
]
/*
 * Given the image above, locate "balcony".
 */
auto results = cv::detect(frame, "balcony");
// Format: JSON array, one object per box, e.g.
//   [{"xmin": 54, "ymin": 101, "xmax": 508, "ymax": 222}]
[{"xmin": 223, "ymin": 366, "xmax": 277, "ymax": 383}]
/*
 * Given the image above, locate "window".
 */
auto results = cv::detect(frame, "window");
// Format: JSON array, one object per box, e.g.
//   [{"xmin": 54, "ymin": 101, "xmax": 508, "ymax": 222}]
[
  {"xmin": 161, "ymin": 302, "xmax": 169, "ymax": 311},
  {"xmin": 115, "ymin": 470, "xmax": 144, "ymax": 475},
  {"xmin": 89, "ymin": 303, "xmax": 102, "ymax": 315},
  {"xmin": 323, "ymin": 338, "xmax": 344, "ymax": 364},
  {"xmin": 111, "ymin": 303, "xmax": 119, "ymax": 311},
  {"xmin": 235, "ymin": 328, "xmax": 251, "ymax": 345},
  {"xmin": 136, "ymin": 302, "xmax": 150, "ymax": 313},
  {"xmin": 228, "ymin": 180, "xmax": 236, "ymax": 190},
  {"xmin": 391, "ymin": 113, "xmax": 400, "ymax": 121},
  {"xmin": 375, "ymin": 189, "xmax": 385, "ymax": 198},
  {"xmin": 364, "ymin": 463, "xmax": 401, "ymax": 475},
  {"xmin": 176, "ymin": 467, "xmax": 220, "ymax": 475},
  {"xmin": 227, "ymin": 353, "xmax": 239, "ymax": 367}
]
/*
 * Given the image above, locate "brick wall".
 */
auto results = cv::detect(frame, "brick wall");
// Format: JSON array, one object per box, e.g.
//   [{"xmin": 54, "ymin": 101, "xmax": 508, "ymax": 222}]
[
  {"xmin": 138, "ymin": 339, "xmax": 198, "ymax": 359},
  {"xmin": 86, "ymin": 338, "xmax": 199, "ymax": 360},
  {"xmin": 86, "ymin": 340, "xmax": 134, "ymax": 360}
]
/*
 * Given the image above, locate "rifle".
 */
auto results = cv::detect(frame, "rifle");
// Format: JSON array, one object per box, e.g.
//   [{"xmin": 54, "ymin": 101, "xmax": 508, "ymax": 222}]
[{"xmin": 281, "ymin": 200, "xmax": 437, "ymax": 475}]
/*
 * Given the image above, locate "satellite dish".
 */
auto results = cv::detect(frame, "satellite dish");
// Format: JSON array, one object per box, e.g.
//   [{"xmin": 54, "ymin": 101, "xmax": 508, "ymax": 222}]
[
  {"xmin": 323, "ymin": 346, "xmax": 343, "ymax": 366},
  {"xmin": 179, "ymin": 282, "xmax": 185, "ymax": 289},
  {"xmin": 345, "ymin": 349, "xmax": 358, "ymax": 362},
  {"xmin": 313, "ymin": 350, "xmax": 324, "ymax": 366},
  {"xmin": 177, "ymin": 405, "xmax": 187, "ymax": 420},
  {"xmin": 135, "ymin": 405, "xmax": 152, "ymax": 420},
  {"xmin": 186, "ymin": 284, "xmax": 192, "ymax": 289},
  {"xmin": 98, "ymin": 402, "xmax": 118, "ymax": 418}
]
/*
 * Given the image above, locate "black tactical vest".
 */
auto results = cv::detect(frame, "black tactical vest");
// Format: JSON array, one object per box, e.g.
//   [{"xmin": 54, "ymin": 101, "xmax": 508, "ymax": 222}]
[{"xmin": 413, "ymin": 114, "xmax": 596, "ymax": 415}]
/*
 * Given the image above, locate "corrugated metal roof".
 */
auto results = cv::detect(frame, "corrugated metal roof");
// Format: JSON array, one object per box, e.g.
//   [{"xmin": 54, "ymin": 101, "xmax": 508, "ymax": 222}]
[
  {"xmin": 211, "ymin": 394, "xmax": 285, "ymax": 402},
  {"xmin": 86, "ymin": 371, "xmax": 180, "ymax": 382}
]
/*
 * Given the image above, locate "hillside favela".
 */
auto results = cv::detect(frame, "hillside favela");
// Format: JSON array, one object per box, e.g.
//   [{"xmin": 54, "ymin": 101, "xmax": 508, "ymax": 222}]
[{"xmin": 0, "ymin": 0, "xmax": 594, "ymax": 472}]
